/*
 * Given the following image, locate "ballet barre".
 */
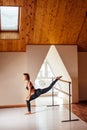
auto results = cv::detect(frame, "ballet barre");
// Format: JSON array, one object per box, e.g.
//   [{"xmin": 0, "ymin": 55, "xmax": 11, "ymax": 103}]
[
  {"xmin": 47, "ymin": 77, "xmax": 71, "ymax": 107},
  {"xmin": 54, "ymin": 87, "xmax": 71, "ymax": 96},
  {"xmin": 40, "ymin": 77, "xmax": 79, "ymax": 122},
  {"xmin": 54, "ymin": 79, "xmax": 79, "ymax": 122}
]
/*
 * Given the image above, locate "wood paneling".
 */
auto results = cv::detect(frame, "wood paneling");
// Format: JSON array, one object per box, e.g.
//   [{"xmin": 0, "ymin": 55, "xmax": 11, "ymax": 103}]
[
  {"xmin": 72, "ymin": 103, "xmax": 87, "ymax": 122},
  {"xmin": 65, "ymin": 102, "xmax": 87, "ymax": 122},
  {"xmin": 0, "ymin": 0, "xmax": 87, "ymax": 51}
]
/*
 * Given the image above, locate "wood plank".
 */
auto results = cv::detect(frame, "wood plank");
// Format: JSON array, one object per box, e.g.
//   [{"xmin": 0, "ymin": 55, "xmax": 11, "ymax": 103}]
[{"xmin": 72, "ymin": 102, "xmax": 87, "ymax": 122}]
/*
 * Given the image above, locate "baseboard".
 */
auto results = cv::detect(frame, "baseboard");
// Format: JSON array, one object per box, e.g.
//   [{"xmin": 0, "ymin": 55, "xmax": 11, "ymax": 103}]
[
  {"xmin": 0, "ymin": 104, "xmax": 37, "ymax": 109},
  {"xmin": 0, "ymin": 104, "xmax": 26, "ymax": 109}
]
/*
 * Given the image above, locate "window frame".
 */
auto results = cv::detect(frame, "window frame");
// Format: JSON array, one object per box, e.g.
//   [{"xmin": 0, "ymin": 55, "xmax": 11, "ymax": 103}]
[{"xmin": 0, "ymin": 6, "xmax": 20, "ymax": 32}]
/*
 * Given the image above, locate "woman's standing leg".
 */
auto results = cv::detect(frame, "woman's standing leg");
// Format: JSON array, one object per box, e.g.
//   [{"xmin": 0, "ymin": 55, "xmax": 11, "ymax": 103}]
[
  {"xmin": 26, "ymin": 90, "xmax": 41, "ymax": 113},
  {"xmin": 26, "ymin": 100, "xmax": 31, "ymax": 113}
]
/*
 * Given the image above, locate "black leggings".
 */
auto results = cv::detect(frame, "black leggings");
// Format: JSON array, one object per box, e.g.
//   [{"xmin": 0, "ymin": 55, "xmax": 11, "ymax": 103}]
[{"xmin": 26, "ymin": 78, "xmax": 58, "ymax": 112}]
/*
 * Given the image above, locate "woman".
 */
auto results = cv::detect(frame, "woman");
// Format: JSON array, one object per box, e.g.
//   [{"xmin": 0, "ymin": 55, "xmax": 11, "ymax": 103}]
[{"xmin": 23, "ymin": 73, "xmax": 62, "ymax": 114}]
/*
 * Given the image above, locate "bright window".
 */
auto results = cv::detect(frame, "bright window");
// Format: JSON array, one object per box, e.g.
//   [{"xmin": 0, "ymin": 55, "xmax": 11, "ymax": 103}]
[{"xmin": 0, "ymin": 6, "xmax": 19, "ymax": 31}]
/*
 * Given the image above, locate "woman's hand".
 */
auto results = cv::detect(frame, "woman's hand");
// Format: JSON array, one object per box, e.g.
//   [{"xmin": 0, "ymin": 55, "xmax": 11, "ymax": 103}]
[{"xmin": 26, "ymin": 96, "xmax": 29, "ymax": 100}]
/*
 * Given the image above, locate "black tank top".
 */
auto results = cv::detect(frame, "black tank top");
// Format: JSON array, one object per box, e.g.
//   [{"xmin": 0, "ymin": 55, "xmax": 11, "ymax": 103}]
[
  {"xmin": 26, "ymin": 86, "xmax": 34, "ymax": 90},
  {"xmin": 26, "ymin": 81, "xmax": 35, "ymax": 90}
]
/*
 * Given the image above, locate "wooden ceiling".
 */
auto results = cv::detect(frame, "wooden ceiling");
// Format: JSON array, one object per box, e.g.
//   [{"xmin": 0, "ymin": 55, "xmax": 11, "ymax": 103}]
[{"xmin": 0, "ymin": 0, "xmax": 87, "ymax": 52}]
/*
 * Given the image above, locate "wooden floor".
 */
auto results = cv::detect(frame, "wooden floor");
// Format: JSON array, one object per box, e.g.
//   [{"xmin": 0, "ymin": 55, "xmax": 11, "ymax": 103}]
[{"xmin": 71, "ymin": 102, "xmax": 87, "ymax": 123}]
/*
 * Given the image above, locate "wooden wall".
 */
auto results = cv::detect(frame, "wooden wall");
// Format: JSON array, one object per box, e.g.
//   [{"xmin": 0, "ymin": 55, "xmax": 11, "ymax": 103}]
[{"xmin": 0, "ymin": 0, "xmax": 87, "ymax": 52}]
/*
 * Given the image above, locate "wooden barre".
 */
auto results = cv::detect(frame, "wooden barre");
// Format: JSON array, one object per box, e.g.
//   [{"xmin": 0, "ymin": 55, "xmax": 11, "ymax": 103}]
[
  {"xmin": 37, "ymin": 77, "xmax": 71, "ymax": 84},
  {"xmin": 54, "ymin": 87, "xmax": 71, "ymax": 96},
  {"xmin": 59, "ymin": 79, "xmax": 71, "ymax": 84}
]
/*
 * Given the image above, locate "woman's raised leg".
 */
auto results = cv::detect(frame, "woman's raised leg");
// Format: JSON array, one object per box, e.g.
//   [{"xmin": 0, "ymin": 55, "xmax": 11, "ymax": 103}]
[{"xmin": 40, "ymin": 76, "xmax": 62, "ymax": 95}]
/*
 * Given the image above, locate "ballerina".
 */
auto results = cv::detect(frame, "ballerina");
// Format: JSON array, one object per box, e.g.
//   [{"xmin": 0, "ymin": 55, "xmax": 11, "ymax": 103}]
[{"xmin": 23, "ymin": 73, "xmax": 62, "ymax": 114}]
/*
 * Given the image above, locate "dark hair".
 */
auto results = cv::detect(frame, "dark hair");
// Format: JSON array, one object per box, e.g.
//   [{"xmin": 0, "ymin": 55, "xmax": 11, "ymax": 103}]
[{"xmin": 23, "ymin": 73, "xmax": 30, "ymax": 81}]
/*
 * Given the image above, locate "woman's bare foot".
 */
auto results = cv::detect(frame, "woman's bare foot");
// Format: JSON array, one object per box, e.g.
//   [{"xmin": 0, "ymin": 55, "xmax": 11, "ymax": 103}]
[
  {"xmin": 56, "ymin": 76, "xmax": 62, "ymax": 80},
  {"xmin": 25, "ymin": 112, "xmax": 32, "ymax": 115}
]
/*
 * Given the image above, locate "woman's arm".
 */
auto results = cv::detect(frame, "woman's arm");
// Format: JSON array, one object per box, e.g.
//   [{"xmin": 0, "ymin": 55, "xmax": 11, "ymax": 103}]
[{"xmin": 26, "ymin": 82, "xmax": 31, "ymax": 100}]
